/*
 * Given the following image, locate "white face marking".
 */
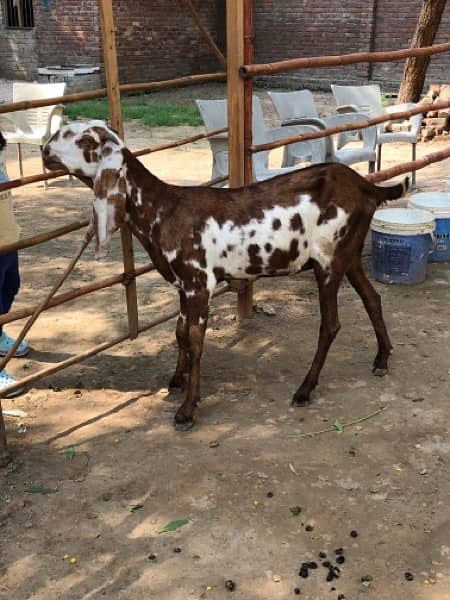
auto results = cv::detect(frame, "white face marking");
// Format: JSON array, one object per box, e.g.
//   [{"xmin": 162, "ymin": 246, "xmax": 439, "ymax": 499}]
[{"xmin": 45, "ymin": 120, "xmax": 125, "ymax": 178}]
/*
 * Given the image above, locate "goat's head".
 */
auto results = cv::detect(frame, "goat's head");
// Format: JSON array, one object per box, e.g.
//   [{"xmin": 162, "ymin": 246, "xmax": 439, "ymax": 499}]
[{"xmin": 43, "ymin": 121, "xmax": 128, "ymax": 258}]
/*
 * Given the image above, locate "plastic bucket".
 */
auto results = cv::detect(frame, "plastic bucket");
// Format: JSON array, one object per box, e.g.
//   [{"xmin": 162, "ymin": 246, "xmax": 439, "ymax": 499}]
[
  {"xmin": 371, "ymin": 208, "xmax": 435, "ymax": 284},
  {"xmin": 407, "ymin": 192, "xmax": 450, "ymax": 262}
]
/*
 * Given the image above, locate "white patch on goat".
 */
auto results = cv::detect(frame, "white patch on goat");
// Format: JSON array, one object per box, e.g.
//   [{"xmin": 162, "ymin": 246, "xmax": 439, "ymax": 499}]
[
  {"xmin": 196, "ymin": 194, "xmax": 348, "ymax": 289},
  {"xmin": 164, "ymin": 249, "xmax": 177, "ymax": 263}
]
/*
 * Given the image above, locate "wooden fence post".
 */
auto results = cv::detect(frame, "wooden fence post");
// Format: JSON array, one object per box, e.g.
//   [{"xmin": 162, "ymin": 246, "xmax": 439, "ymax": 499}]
[
  {"xmin": 98, "ymin": 0, "xmax": 139, "ymax": 338},
  {"xmin": 227, "ymin": 0, "xmax": 254, "ymax": 319}
]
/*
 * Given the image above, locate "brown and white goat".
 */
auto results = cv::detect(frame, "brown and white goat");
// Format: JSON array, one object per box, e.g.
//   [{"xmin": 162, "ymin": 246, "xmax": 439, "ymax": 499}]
[{"xmin": 43, "ymin": 120, "xmax": 408, "ymax": 431}]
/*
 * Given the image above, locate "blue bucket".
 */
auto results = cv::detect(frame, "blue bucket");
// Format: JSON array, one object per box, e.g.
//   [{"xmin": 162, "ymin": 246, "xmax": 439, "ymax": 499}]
[
  {"xmin": 407, "ymin": 192, "xmax": 450, "ymax": 262},
  {"xmin": 371, "ymin": 208, "xmax": 435, "ymax": 284}
]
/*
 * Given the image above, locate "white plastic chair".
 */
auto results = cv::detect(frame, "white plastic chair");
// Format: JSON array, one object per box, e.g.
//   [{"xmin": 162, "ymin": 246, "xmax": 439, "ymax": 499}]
[
  {"xmin": 0, "ymin": 82, "xmax": 66, "ymax": 182},
  {"xmin": 269, "ymin": 89, "xmax": 376, "ymax": 173},
  {"xmin": 331, "ymin": 84, "xmax": 423, "ymax": 185},
  {"xmin": 195, "ymin": 96, "xmax": 326, "ymax": 185}
]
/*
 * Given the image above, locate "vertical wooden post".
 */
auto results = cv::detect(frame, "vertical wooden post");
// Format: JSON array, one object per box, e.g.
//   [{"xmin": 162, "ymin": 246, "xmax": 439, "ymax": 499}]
[
  {"xmin": 98, "ymin": 0, "xmax": 139, "ymax": 339},
  {"xmin": 227, "ymin": 0, "xmax": 254, "ymax": 319}
]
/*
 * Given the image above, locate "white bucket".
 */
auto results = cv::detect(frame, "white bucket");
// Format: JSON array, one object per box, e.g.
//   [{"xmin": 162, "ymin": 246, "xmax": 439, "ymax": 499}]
[
  {"xmin": 407, "ymin": 192, "xmax": 450, "ymax": 218},
  {"xmin": 371, "ymin": 208, "xmax": 435, "ymax": 284},
  {"xmin": 371, "ymin": 207, "xmax": 435, "ymax": 236},
  {"xmin": 407, "ymin": 192, "xmax": 450, "ymax": 262}
]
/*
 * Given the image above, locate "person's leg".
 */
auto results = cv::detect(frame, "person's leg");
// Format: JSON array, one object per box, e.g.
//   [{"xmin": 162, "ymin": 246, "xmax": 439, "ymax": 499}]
[
  {"xmin": 0, "ymin": 251, "xmax": 20, "ymax": 336},
  {"xmin": 0, "ymin": 251, "xmax": 29, "ymax": 358}
]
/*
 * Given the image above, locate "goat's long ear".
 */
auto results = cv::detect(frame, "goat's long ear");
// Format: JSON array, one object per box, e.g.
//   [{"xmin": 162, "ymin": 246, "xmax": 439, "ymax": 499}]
[{"xmin": 92, "ymin": 166, "xmax": 127, "ymax": 259}]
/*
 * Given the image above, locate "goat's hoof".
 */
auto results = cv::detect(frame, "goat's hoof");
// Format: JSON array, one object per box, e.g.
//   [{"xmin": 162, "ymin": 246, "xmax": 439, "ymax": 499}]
[
  {"xmin": 174, "ymin": 415, "xmax": 195, "ymax": 432},
  {"xmin": 290, "ymin": 390, "xmax": 311, "ymax": 406},
  {"xmin": 372, "ymin": 366, "xmax": 388, "ymax": 377},
  {"xmin": 168, "ymin": 374, "xmax": 186, "ymax": 392}
]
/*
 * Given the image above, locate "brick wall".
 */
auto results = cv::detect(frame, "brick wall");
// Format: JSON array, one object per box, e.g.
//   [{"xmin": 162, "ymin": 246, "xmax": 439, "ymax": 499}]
[
  {"xmin": 0, "ymin": 4, "xmax": 38, "ymax": 80},
  {"xmin": 112, "ymin": 0, "xmax": 222, "ymax": 83},
  {"xmin": 0, "ymin": 1, "xmax": 449, "ymax": 92}
]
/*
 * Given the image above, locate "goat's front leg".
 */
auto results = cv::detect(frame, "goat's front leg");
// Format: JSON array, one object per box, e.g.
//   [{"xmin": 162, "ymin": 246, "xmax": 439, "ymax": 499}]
[
  {"xmin": 169, "ymin": 290, "xmax": 190, "ymax": 391},
  {"xmin": 347, "ymin": 259, "xmax": 392, "ymax": 376},
  {"xmin": 292, "ymin": 262, "xmax": 341, "ymax": 405},
  {"xmin": 174, "ymin": 291, "xmax": 209, "ymax": 431}
]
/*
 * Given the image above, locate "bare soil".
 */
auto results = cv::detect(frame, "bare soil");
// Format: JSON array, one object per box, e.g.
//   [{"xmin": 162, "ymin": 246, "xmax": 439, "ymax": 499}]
[{"xmin": 1, "ymin": 88, "xmax": 450, "ymax": 600}]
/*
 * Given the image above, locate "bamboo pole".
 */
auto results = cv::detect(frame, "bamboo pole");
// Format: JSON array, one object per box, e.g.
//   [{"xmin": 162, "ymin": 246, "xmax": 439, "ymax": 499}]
[
  {"xmin": 0, "ymin": 229, "xmax": 94, "ymax": 373},
  {"xmin": 0, "ymin": 285, "xmax": 229, "ymax": 399},
  {"xmin": 250, "ymin": 99, "xmax": 450, "ymax": 155},
  {"xmin": 0, "ymin": 72, "xmax": 227, "ymax": 115},
  {"xmin": 0, "ymin": 129, "xmax": 229, "ymax": 193},
  {"xmin": 98, "ymin": 0, "xmax": 139, "ymax": 340},
  {"xmin": 0, "ymin": 264, "xmax": 154, "ymax": 327},
  {"xmin": 180, "ymin": 0, "xmax": 226, "ymax": 67},
  {"xmin": 133, "ymin": 127, "xmax": 228, "ymax": 157},
  {"xmin": 366, "ymin": 144, "xmax": 450, "ymax": 184},
  {"xmin": 240, "ymin": 40, "xmax": 450, "ymax": 78},
  {"xmin": 227, "ymin": 0, "xmax": 253, "ymax": 320},
  {"xmin": 0, "ymin": 220, "xmax": 90, "ymax": 255}
]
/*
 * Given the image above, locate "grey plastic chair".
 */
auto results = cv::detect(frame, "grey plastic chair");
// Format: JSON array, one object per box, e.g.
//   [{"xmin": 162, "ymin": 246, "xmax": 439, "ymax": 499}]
[
  {"xmin": 195, "ymin": 96, "xmax": 326, "ymax": 185},
  {"xmin": 331, "ymin": 84, "xmax": 423, "ymax": 185},
  {"xmin": 269, "ymin": 89, "xmax": 376, "ymax": 173}
]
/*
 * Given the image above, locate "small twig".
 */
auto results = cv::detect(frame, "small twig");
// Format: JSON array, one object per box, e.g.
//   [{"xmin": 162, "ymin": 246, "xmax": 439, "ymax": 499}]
[{"xmin": 288, "ymin": 405, "xmax": 388, "ymax": 438}]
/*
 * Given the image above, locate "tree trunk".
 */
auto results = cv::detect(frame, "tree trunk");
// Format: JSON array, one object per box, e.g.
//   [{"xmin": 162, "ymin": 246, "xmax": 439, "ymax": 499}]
[{"xmin": 397, "ymin": 0, "xmax": 447, "ymax": 103}]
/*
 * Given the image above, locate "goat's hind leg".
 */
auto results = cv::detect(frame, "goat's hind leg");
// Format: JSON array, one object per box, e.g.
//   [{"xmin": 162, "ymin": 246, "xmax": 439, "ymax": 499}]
[
  {"xmin": 292, "ymin": 262, "xmax": 341, "ymax": 406},
  {"xmin": 169, "ymin": 291, "xmax": 190, "ymax": 391},
  {"xmin": 346, "ymin": 260, "xmax": 392, "ymax": 376}
]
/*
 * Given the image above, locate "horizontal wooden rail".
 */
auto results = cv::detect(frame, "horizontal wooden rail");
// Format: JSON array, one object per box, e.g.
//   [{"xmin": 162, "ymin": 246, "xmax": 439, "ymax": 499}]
[
  {"xmin": 240, "ymin": 41, "xmax": 450, "ymax": 78},
  {"xmin": 0, "ymin": 264, "xmax": 154, "ymax": 326},
  {"xmin": 0, "ymin": 127, "xmax": 228, "ymax": 193},
  {"xmin": 134, "ymin": 127, "xmax": 228, "ymax": 157},
  {"xmin": 0, "ymin": 72, "xmax": 227, "ymax": 114},
  {"xmin": 250, "ymin": 99, "xmax": 450, "ymax": 154},
  {"xmin": 366, "ymin": 145, "xmax": 450, "ymax": 184},
  {"xmin": 0, "ymin": 284, "xmax": 229, "ymax": 398},
  {"xmin": 0, "ymin": 219, "xmax": 90, "ymax": 255}
]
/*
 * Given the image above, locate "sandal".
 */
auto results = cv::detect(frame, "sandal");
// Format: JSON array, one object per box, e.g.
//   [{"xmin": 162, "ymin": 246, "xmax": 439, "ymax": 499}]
[
  {"xmin": 0, "ymin": 332, "xmax": 30, "ymax": 358},
  {"xmin": 0, "ymin": 369, "xmax": 24, "ymax": 398}
]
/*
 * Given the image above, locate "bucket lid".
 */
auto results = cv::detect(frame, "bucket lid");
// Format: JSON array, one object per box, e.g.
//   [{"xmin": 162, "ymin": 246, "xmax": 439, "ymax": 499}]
[
  {"xmin": 371, "ymin": 207, "xmax": 435, "ymax": 235},
  {"xmin": 408, "ymin": 192, "xmax": 450, "ymax": 218}
]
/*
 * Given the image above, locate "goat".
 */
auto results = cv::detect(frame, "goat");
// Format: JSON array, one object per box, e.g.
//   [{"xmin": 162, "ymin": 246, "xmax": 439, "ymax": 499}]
[{"xmin": 43, "ymin": 120, "xmax": 408, "ymax": 431}]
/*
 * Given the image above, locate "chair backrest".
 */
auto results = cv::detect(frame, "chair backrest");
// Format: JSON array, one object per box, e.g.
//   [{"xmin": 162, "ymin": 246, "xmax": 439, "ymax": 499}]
[
  {"xmin": 196, "ymin": 96, "xmax": 271, "ymax": 176},
  {"xmin": 385, "ymin": 101, "xmax": 423, "ymax": 136},
  {"xmin": 331, "ymin": 84, "xmax": 384, "ymax": 116},
  {"xmin": 12, "ymin": 82, "xmax": 66, "ymax": 134},
  {"xmin": 325, "ymin": 112, "xmax": 377, "ymax": 151},
  {"xmin": 268, "ymin": 90, "xmax": 319, "ymax": 122}
]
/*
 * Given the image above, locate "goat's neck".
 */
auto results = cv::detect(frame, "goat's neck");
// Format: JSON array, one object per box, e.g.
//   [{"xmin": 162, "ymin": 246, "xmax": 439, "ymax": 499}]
[{"xmin": 121, "ymin": 148, "xmax": 176, "ymax": 276}]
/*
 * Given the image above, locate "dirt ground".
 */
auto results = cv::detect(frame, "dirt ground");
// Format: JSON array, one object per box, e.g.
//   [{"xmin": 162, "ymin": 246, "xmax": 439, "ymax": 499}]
[{"xmin": 1, "ymin": 87, "xmax": 450, "ymax": 600}]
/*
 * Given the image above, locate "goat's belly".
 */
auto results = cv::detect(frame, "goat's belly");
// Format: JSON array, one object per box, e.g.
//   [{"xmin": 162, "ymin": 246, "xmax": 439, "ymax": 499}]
[{"xmin": 209, "ymin": 241, "xmax": 310, "ymax": 281}]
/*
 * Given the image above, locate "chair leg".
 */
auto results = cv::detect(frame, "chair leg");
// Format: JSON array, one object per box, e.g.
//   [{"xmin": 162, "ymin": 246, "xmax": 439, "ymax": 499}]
[
  {"xmin": 369, "ymin": 160, "xmax": 375, "ymax": 174},
  {"xmin": 40, "ymin": 145, "xmax": 48, "ymax": 189},
  {"xmin": 17, "ymin": 144, "xmax": 23, "ymax": 178},
  {"xmin": 376, "ymin": 144, "xmax": 382, "ymax": 172},
  {"xmin": 411, "ymin": 143, "xmax": 416, "ymax": 187}
]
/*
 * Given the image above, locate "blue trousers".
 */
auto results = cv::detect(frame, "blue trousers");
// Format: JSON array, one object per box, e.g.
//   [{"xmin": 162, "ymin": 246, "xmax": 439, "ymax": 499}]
[{"xmin": 0, "ymin": 251, "xmax": 20, "ymax": 336}]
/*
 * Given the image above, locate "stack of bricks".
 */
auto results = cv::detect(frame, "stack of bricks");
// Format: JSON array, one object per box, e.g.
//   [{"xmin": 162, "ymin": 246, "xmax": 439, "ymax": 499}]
[{"xmin": 420, "ymin": 84, "xmax": 450, "ymax": 141}]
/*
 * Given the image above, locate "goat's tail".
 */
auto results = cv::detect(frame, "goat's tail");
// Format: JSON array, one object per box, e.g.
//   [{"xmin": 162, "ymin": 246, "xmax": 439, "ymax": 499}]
[{"xmin": 374, "ymin": 176, "xmax": 409, "ymax": 206}]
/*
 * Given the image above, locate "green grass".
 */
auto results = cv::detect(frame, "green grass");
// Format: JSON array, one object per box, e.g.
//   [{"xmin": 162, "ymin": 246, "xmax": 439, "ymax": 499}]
[{"xmin": 64, "ymin": 99, "xmax": 203, "ymax": 126}]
